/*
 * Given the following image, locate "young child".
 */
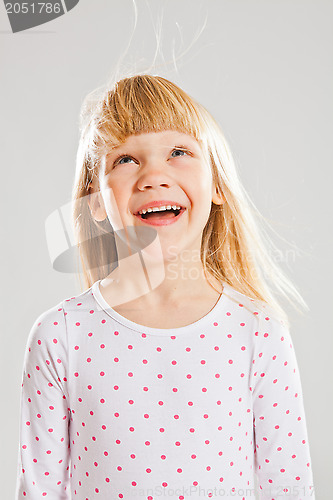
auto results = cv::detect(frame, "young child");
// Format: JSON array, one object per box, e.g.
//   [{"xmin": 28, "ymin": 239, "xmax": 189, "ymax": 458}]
[{"xmin": 15, "ymin": 74, "xmax": 316, "ymax": 499}]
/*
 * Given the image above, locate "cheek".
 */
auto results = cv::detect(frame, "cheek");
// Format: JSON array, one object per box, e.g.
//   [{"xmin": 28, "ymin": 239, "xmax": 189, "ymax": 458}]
[
  {"xmin": 194, "ymin": 183, "xmax": 215, "ymax": 221},
  {"xmin": 100, "ymin": 184, "xmax": 126, "ymax": 229},
  {"xmin": 193, "ymin": 178, "xmax": 214, "ymax": 206},
  {"xmin": 192, "ymin": 165, "xmax": 213, "ymax": 191}
]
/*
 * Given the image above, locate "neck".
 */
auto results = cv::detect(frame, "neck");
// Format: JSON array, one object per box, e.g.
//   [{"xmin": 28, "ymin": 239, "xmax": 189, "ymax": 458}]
[{"xmin": 100, "ymin": 234, "xmax": 222, "ymax": 308}]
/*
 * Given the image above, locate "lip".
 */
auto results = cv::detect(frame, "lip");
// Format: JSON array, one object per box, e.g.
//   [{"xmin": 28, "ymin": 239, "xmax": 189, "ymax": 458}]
[
  {"xmin": 134, "ymin": 207, "xmax": 186, "ymax": 226},
  {"xmin": 133, "ymin": 200, "xmax": 186, "ymax": 215}
]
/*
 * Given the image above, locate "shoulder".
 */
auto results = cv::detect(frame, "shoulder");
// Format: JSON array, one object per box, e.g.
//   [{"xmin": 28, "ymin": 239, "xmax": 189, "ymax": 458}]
[
  {"xmin": 222, "ymin": 282, "xmax": 289, "ymax": 337},
  {"xmin": 26, "ymin": 283, "xmax": 96, "ymax": 349},
  {"xmin": 221, "ymin": 284, "xmax": 297, "ymax": 373},
  {"xmin": 22, "ymin": 299, "xmax": 68, "ymax": 370},
  {"xmin": 222, "ymin": 282, "xmax": 281, "ymax": 320}
]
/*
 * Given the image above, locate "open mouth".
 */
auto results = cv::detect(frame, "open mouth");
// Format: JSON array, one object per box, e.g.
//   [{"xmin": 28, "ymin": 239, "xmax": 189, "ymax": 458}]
[
  {"xmin": 134, "ymin": 207, "xmax": 186, "ymax": 225},
  {"xmin": 141, "ymin": 207, "xmax": 181, "ymax": 219}
]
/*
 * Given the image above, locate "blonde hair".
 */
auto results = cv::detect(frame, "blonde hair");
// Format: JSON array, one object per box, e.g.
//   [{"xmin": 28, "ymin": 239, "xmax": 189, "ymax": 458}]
[{"xmin": 72, "ymin": 73, "xmax": 308, "ymax": 328}]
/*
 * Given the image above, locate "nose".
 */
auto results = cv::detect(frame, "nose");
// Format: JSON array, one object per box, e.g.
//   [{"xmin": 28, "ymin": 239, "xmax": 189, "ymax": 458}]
[{"xmin": 136, "ymin": 160, "xmax": 173, "ymax": 191}]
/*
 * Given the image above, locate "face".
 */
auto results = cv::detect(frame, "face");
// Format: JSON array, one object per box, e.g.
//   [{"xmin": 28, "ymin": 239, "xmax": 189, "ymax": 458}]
[{"xmin": 88, "ymin": 130, "xmax": 224, "ymax": 261}]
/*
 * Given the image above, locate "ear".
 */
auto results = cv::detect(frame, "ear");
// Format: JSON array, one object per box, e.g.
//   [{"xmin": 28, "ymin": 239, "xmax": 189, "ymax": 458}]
[
  {"xmin": 87, "ymin": 181, "xmax": 108, "ymax": 222},
  {"xmin": 212, "ymin": 184, "xmax": 226, "ymax": 206}
]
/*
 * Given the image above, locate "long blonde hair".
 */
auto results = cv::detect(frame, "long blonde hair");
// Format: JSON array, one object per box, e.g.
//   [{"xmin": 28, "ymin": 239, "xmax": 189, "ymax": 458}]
[{"xmin": 72, "ymin": 73, "xmax": 308, "ymax": 328}]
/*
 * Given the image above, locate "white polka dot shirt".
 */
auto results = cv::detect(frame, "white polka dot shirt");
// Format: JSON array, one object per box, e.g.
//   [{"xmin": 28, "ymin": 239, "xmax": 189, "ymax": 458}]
[{"xmin": 15, "ymin": 280, "xmax": 316, "ymax": 499}]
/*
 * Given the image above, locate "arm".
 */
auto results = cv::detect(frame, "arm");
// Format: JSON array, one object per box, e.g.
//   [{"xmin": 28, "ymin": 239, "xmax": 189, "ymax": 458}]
[
  {"xmin": 15, "ymin": 302, "xmax": 71, "ymax": 499},
  {"xmin": 251, "ymin": 311, "xmax": 315, "ymax": 499}
]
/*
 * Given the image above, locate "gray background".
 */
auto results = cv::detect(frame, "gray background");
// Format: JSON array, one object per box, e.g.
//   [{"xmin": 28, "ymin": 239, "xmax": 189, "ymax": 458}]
[{"xmin": 1, "ymin": 0, "xmax": 332, "ymax": 498}]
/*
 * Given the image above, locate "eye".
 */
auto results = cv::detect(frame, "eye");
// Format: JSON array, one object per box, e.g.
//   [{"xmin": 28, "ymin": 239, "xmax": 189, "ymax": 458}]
[
  {"xmin": 171, "ymin": 148, "xmax": 189, "ymax": 158},
  {"xmin": 114, "ymin": 155, "xmax": 136, "ymax": 166}
]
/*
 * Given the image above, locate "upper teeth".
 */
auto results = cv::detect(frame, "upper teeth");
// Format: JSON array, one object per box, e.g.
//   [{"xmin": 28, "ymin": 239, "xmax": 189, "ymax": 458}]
[{"xmin": 138, "ymin": 205, "xmax": 182, "ymax": 215}]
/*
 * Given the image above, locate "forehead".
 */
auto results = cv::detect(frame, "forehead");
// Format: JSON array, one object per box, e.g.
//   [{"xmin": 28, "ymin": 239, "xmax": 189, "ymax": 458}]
[{"xmin": 107, "ymin": 130, "xmax": 203, "ymax": 153}]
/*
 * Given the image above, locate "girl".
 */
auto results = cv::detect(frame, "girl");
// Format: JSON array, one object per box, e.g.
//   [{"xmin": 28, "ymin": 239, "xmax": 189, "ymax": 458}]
[{"xmin": 16, "ymin": 74, "xmax": 315, "ymax": 499}]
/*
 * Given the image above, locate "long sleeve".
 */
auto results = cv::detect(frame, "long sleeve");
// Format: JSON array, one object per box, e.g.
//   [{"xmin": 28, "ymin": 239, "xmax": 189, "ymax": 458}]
[
  {"xmin": 15, "ymin": 302, "xmax": 71, "ymax": 499},
  {"xmin": 251, "ymin": 310, "xmax": 315, "ymax": 499}
]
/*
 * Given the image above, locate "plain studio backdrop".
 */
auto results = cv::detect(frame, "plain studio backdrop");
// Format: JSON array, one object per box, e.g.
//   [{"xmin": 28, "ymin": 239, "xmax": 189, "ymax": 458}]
[{"xmin": 0, "ymin": 0, "xmax": 332, "ymax": 498}]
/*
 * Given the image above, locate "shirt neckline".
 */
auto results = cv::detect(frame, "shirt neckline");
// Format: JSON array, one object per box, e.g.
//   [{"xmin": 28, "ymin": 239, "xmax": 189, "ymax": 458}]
[{"xmin": 91, "ymin": 279, "xmax": 231, "ymax": 336}]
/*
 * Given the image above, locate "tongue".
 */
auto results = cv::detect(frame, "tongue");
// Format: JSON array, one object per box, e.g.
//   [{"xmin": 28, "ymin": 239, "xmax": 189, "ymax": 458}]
[{"xmin": 145, "ymin": 210, "xmax": 176, "ymax": 219}]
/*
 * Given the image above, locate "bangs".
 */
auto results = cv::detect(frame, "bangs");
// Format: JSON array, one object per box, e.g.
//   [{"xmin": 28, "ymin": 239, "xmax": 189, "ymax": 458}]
[{"xmin": 91, "ymin": 75, "xmax": 206, "ymax": 153}]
